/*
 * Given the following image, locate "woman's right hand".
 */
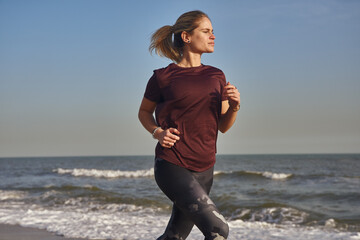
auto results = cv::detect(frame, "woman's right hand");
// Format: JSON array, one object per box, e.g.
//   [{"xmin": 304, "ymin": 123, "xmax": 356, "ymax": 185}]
[{"xmin": 154, "ymin": 128, "xmax": 180, "ymax": 148}]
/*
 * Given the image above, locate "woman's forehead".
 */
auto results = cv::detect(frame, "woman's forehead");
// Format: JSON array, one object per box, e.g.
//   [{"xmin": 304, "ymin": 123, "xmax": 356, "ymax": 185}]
[{"xmin": 196, "ymin": 17, "xmax": 213, "ymax": 29}]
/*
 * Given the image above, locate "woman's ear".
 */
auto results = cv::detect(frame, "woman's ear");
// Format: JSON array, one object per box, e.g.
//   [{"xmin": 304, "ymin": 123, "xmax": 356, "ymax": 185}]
[{"xmin": 181, "ymin": 31, "xmax": 191, "ymax": 43}]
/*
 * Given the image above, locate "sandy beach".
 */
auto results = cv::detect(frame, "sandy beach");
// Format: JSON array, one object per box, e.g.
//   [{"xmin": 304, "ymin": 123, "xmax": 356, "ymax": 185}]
[{"xmin": 0, "ymin": 224, "xmax": 86, "ymax": 240}]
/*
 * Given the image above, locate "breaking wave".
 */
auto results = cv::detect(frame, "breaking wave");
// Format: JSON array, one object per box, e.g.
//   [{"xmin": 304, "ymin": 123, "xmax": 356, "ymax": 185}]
[
  {"xmin": 54, "ymin": 168, "xmax": 293, "ymax": 180},
  {"xmin": 215, "ymin": 170, "xmax": 293, "ymax": 180},
  {"xmin": 53, "ymin": 168, "xmax": 154, "ymax": 178}
]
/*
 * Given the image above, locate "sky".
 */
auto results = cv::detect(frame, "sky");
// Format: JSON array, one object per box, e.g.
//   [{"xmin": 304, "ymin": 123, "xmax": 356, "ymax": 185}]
[{"xmin": 0, "ymin": 0, "xmax": 359, "ymax": 157}]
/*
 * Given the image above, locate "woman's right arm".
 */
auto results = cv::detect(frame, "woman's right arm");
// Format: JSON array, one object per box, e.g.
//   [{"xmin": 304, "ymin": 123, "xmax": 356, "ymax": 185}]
[{"xmin": 138, "ymin": 97, "xmax": 180, "ymax": 148}]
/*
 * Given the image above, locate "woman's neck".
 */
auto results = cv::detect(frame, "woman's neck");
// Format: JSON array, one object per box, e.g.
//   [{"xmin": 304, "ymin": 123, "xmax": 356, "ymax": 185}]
[{"xmin": 177, "ymin": 52, "xmax": 202, "ymax": 68}]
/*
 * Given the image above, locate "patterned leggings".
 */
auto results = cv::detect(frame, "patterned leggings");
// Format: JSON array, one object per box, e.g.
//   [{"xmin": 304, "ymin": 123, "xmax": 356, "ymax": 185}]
[{"xmin": 154, "ymin": 158, "xmax": 229, "ymax": 240}]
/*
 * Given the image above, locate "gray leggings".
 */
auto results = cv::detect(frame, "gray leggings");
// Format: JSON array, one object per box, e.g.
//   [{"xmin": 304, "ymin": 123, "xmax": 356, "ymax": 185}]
[{"xmin": 154, "ymin": 158, "xmax": 229, "ymax": 240}]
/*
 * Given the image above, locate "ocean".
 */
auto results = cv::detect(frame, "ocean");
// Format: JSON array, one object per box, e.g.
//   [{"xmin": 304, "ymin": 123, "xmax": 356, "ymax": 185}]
[{"xmin": 0, "ymin": 154, "xmax": 359, "ymax": 240}]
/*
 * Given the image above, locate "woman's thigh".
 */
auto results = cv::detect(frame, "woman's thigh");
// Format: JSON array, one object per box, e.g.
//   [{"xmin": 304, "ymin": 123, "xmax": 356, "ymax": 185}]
[{"xmin": 154, "ymin": 158, "xmax": 213, "ymax": 203}]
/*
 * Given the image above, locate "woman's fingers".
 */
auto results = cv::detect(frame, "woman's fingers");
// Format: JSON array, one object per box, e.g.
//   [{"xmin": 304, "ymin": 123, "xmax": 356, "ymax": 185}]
[
  {"xmin": 163, "ymin": 135, "xmax": 177, "ymax": 143},
  {"xmin": 163, "ymin": 142, "xmax": 174, "ymax": 148},
  {"xmin": 168, "ymin": 128, "xmax": 180, "ymax": 140},
  {"xmin": 224, "ymin": 86, "xmax": 240, "ymax": 99},
  {"xmin": 160, "ymin": 128, "xmax": 180, "ymax": 148},
  {"xmin": 169, "ymin": 128, "xmax": 181, "ymax": 136},
  {"xmin": 224, "ymin": 82, "xmax": 240, "ymax": 108},
  {"xmin": 224, "ymin": 83, "xmax": 239, "ymax": 95}
]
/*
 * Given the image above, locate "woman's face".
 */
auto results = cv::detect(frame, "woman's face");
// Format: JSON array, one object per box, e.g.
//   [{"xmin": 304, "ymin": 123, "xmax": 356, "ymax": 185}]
[{"xmin": 188, "ymin": 17, "xmax": 215, "ymax": 54}]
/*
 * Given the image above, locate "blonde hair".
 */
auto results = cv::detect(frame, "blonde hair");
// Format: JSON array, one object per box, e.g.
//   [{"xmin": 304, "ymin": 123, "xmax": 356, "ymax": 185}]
[{"xmin": 149, "ymin": 10, "xmax": 209, "ymax": 63}]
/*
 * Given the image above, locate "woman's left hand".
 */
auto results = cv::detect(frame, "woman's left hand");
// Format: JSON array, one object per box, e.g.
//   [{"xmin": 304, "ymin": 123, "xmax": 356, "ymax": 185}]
[{"xmin": 223, "ymin": 82, "xmax": 240, "ymax": 111}]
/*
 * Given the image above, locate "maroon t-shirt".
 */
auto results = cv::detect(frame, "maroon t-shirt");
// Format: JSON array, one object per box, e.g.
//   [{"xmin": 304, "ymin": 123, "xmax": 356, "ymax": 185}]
[{"xmin": 144, "ymin": 63, "xmax": 227, "ymax": 171}]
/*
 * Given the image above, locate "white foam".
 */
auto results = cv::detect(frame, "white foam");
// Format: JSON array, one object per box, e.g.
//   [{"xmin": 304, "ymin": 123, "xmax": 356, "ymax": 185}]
[
  {"xmin": 228, "ymin": 220, "xmax": 360, "ymax": 240},
  {"xmin": 0, "ymin": 190, "xmax": 27, "ymax": 200},
  {"xmin": 53, "ymin": 168, "xmax": 154, "ymax": 178},
  {"xmin": 262, "ymin": 171, "xmax": 292, "ymax": 180},
  {"xmin": 214, "ymin": 170, "xmax": 292, "ymax": 180},
  {"xmin": 325, "ymin": 219, "xmax": 337, "ymax": 229},
  {"xmin": 247, "ymin": 171, "xmax": 292, "ymax": 180},
  {"xmin": 0, "ymin": 202, "xmax": 358, "ymax": 240},
  {"xmin": 54, "ymin": 168, "xmax": 291, "ymax": 180},
  {"xmin": 230, "ymin": 207, "xmax": 309, "ymax": 225},
  {"xmin": 214, "ymin": 170, "xmax": 228, "ymax": 175}
]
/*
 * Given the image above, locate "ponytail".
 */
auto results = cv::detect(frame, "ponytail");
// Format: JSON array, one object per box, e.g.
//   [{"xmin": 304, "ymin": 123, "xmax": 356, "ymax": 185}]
[
  {"xmin": 149, "ymin": 25, "xmax": 181, "ymax": 63},
  {"xmin": 149, "ymin": 10, "xmax": 209, "ymax": 63}
]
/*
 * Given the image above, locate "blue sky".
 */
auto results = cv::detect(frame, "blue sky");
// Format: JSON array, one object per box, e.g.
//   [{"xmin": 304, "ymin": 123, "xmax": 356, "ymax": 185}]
[{"xmin": 1, "ymin": 0, "xmax": 359, "ymax": 157}]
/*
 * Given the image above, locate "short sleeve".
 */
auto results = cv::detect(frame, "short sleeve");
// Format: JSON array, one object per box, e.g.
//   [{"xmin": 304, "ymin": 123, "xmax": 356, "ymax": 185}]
[
  {"xmin": 144, "ymin": 72, "xmax": 162, "ymax": 103},
  {"xmin": 220, "ymin": 71, "xmax": 228, "ymax": 101}
]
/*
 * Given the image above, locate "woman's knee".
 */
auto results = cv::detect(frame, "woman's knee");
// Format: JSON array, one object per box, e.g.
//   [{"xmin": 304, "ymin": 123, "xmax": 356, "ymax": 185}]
[
  {"xmin": 205, "ymin": 216, "xmax": 229, "ymax": 240},
  {"xmin": 217, "ymin": 221, "xmax": 229, "ymax": 239},
  {"xmin": 191, "ymin": 201, "xmax": 229, "ymax": 239}
]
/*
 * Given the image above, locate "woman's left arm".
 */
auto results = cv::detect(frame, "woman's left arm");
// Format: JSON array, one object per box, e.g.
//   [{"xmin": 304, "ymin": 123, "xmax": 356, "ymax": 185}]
[{"xmin": 218, "ymin": 82, "xmax": 240, "ymax": 133}]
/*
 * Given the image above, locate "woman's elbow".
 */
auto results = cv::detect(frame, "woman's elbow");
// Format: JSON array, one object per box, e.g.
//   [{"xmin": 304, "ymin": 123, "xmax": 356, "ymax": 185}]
[
  {"xmin": 138, "ymin": 109, "xmax": 146, "ymax": 122},
  {"xmin": 218, "ymin": 125, "xmax": 229, "ymax": 134}
]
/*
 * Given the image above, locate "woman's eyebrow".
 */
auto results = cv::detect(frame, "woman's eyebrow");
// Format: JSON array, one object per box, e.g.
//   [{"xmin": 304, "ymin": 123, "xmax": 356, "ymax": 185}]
[{"xmin": 201, "ymin": 28, "xmax": 214, "ymax": 32}]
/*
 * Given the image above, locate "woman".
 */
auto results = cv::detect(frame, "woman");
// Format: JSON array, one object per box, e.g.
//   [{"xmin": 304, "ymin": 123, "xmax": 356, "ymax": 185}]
[{"xmin": 138, "ymin": 10, "xmax": 240, "ymax": 240}]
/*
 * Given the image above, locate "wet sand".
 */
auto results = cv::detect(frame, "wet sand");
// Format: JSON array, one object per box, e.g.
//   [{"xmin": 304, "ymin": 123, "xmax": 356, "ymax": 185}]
[{"xmin": 0, "ymin": 224, "xmax": 87, "ymax": 240}]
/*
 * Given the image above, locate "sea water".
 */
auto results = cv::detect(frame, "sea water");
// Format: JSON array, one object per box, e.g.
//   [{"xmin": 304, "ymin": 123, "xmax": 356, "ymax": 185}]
[{"xmin": 0, "ymin": 154, "xmax": 359, "ymax": 240}]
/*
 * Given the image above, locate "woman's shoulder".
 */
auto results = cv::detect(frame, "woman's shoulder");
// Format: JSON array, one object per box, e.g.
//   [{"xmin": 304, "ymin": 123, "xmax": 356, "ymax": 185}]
[
  {"xmin": 202, "ymin": 65, "xmax": 226, "ymax": 80},
  {"xmin": 150, "ymin": 64, "xmax": 176, "ymax": 87},
  {"xmin": 203, "ymin": 64, "xmax": 224, "ymax": 74},
  {"xmin": 151, "ymin": 63, "xmax": 173, "ymax": 78},
  {"xmin": 153, "ymin": 63, "xmax": 173, "ymax": 72}
]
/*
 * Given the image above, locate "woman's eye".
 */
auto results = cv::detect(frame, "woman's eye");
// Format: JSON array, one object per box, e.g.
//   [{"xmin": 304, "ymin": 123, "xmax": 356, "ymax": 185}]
[{"xmin": 202, "ymin": 30, "xmax": 213, "ymax": 34}]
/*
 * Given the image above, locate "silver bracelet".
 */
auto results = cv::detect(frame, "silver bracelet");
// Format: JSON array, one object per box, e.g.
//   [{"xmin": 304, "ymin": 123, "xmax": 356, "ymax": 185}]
[{"xmin": 152, "ymin": 127, "xmax": 162, "ymax": 139}]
